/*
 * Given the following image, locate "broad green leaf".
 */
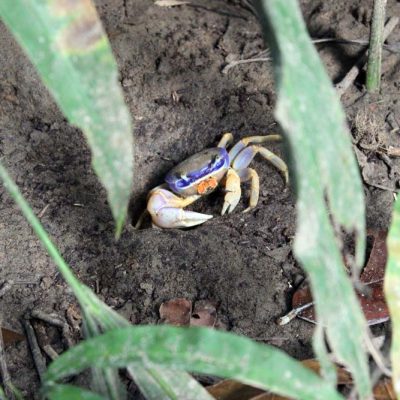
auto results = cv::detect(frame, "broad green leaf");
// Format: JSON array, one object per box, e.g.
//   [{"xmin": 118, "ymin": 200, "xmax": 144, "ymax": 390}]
[
  {"xmin": 47, "ymin": 384, "xmax": 107, "ymax": 400},
  {"xmin": 255, "ymin": 0, "xmax": 371, "ymax": 397},
  {"xmin": 385, "ymin": 196, "xmax": 400, "ymax": 397},
  {"xmin": 127, "ymin": 365, "xmax": 215, "ymax": 400},
  {"xmin": 0, "ymin": 0, "xmax": 133, "ymax": 236},
  {"xmin": 44, "ymin": 326, "xmax": 344, "ymax": 400},
  {"xmin": 0, "ymin": 163, "xmax": 216, "ymax": 400}
]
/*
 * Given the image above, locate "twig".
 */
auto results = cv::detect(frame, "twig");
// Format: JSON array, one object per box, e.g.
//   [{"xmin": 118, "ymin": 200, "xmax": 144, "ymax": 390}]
[
  {"xmin": 22, "ymin": 317, "xmax": 46, "ymax": 380},
  {"xmin": 30, "ymin": 309, "xmax": 74, "ymax": 348},
  {"xmin": 30, "ymin": 309, "xmax": 65, "ymax": 329},
  {"xmin": 366, "ymin": 0, "xmax": 387, "ymax": 92},
  {"xmin": 365, "ymin": 331, "xmax": 392, "ymax": 377},
  {"xmin": 335, "ymin": 16, "xmax": 398, "ymax": 97},
  {"xmin": 0, "ymin": 325, "xmax": 14, "ymax": 400},
  {"xmin": 276, "ymin": 301, "xmax": 314, "ymax": 325},
  {"xmin": 37, "ymin": 204, "xmax": 50, "ymax": 219},
  {"xmin": 386, "ymin": 146, "xmax": 400, "ymax": 157},
  {"xmin": 313, "ymin": 37, "xmax": 400, "ymax": 53},
  {"xmin": 222, "ymin": 55, "xmax": 271, "ymax": 74},
  {"xmin": 222, "ymin": 35, "xmax": 400, "ymax": 75},
  {"xmin": 365, "ymin": 181, "xmax": 398, "ymax": 193},
  {"xmin": 42, "ymin": 345, "xmax": 59, "ymax": 361}
]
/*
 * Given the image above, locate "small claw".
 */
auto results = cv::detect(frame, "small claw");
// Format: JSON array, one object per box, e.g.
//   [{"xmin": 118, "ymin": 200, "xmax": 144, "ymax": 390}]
[
  {"xmin": 152, "ymin": 208, "xmax": 212, "ymax": 229},
  {"xmin": 221, "ymin": 169, "xmax": 241, "ymax": 215},
  {"xmin": 221, "ymin": 198, "xmax": 237, "ymax": 215}
]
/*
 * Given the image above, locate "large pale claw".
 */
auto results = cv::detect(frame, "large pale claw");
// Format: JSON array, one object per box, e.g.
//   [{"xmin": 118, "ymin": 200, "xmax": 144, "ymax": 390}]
[
  {"xmin": 147, "ymin": 188, "xmax": 211, "ymax": 229},
  {"xmin": 221, "ymin": 169, "xmax": 241, "ymax": 215},
  {"xmin": 152, "ymin": 208, "xmax": 213, "ymax": 229}
]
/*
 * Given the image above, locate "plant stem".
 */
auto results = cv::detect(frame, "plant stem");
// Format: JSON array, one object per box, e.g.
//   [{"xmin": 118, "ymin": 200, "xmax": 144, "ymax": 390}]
[{"xmin": 366, "ymin": 0, "xmax": 387, "ymax": 93}]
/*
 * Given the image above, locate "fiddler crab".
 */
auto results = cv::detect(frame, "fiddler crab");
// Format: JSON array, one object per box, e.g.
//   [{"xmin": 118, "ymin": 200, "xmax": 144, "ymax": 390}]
[{"xmin": 136, "ymin": 133, "xmax": 288, "ymax": 229}]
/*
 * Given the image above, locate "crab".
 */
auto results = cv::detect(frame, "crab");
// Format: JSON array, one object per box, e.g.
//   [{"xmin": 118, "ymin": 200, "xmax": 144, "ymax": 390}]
[{"xmin": 137, "ymin": 133, "xmax": 288, "ymax": 229}]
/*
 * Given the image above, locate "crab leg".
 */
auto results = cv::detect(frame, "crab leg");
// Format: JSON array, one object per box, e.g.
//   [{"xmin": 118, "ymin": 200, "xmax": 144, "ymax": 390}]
[
  {"xmin": 232, "ymin": 145, "xmax": 289, "ymax": 184},
  {"xmin": 237, "ymin": 168, "xmax": 260, "ymax": 213},
  {"xmin": 217, "ymin": 132, "xmax": 234, "ymax": 148},
  {"xmin": 147, "ymin": 188, "xmax": 212, "ymax": 228},
  {"xmin": 229, "ymin": 135, "xmax": 282, "ymax": 161},
  {"xmin": 221, "ymin": 168, "xmax": 241, "ymax": 215}
]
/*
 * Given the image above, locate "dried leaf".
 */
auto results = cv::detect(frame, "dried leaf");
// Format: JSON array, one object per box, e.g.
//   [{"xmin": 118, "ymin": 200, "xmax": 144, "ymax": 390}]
[
  {"xmin": 373, "ymin": 378, "xmax": 396, "ymax": 400},
  {"xmin": 292, "ymin": 231, "xmax": 389, "ymax": 325},
  {"xmin": 361, "ymin": 230, "xmax": 387, "ymax": 282},
  {"xmin": 207, "ymin": 360, "xmax": 392, "ymax": 400},
  {"xmin": 159, "ymin": 298, "xmax": 192, "ymax": 326},
  {"xmin": 155, "ymin": 0, "xmax": 190, "ymax": 7},
  {"xmin": 190, "ymin": 300, "xmax": 217, "ymax": 328},
  {"xmin": 206, "ymin": 379, "xmax": 265, "ymax": 400},
  {"xmin": 1, "ymin": 327, "xmax": 24, "ymax": 345},
  {"xmin": 205, "ymin": 359, "xmax": 350, "ymax": 400}
]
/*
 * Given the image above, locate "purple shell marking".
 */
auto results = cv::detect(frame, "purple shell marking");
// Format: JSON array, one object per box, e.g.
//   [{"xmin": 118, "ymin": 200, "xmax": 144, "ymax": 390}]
[{"xmin": 165, "ymin": 147, "xmax": 229, "ymax": 194}]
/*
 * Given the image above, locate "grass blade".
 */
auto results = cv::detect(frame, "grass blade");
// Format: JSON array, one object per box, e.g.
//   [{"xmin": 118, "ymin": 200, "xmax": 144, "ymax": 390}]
[
  {"xmin": 0, "ymin": 163, "xmax": 215, "ymax": 399},
  {"xmin": 0, "ymin": 0, "xmax": 133, "ymax": 236},
  {"xmin": 44, "ymin": 326, "xmax": 344, "ymax": 400},
  {"xmin": 385, "ymin": 196, "xmax": 400, "ymax": 397},
  {"xmin": 255, "ymin": 0, "xmax": 371, "ymax": 397},
  {"xmin": 127, "ymin": 366, "xmax": 215, "ymax": 400},
  {"xmin": 46, "ymin": 384, "xmax": 107, "ymax": 400}
]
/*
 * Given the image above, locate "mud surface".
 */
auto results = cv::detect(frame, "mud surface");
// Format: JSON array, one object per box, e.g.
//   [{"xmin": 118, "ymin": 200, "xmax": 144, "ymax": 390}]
[{"xmin": 1, "ymin": 0, "xmax": 399, "ymax": 397}]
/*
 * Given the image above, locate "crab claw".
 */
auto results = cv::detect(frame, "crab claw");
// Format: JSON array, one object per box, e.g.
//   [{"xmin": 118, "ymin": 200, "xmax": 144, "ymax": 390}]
[
  {"xmin": 221, "ymin": 169, "xmax": 241, "ymax": 215},
  {"xmin": 147, "ymin": 188, "xmax": 212, "ymax": 229},
  {"xmin": 152, "ymin": 208, "xmax": 213, "ymax": 228}
]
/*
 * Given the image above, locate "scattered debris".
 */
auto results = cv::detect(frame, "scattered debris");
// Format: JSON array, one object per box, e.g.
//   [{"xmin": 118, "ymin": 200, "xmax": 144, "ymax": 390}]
[
  {"xmin": 206, "ymin": 359, "xmax": 395, "ymax": 400},
  {"xmin": 22, "ymin": 309, "xmax": 78, "ymax": 381},
  {"xmin": 335, "ymin": 17, "xmax": 398, "ymax": 97},
  {"xmin": 207, "ymin": 379, "xmax": 264, "ymax": 399},
  {"xmin": 386, "ymin": 146, "xmax": 400, "ymax": 157},
  {"xmin": 222, "ymin": 50, "xmax": 270, "ymax": 74},
  {"xmin": 190, "ymin": 300, "xmax": 217, "ymax": 327},
  {"xmin": 283, "ymin": 231, "xmax": 389, "ymax": 326},
  {"xmin": 159, "ymin": 298, "xmax": 192, "ymax": 326},
  {"xmin": 0, "ymin": 280, "xmax": 14, "ymax": 298},
  {"xmin": 1, "ymin": 328, "xmax": 24, "ymax": 346},
  {"xmin": 0, "ymin": 328, "xmax": 16, "ymax": 400},
  {"xmin": 159, "ymin": 298, "xmax": 224, "ymax": 328},
  {"xmin": 155, "ymin": 0, "xmax": 190, "ymax": 7},
  {"xmin": 22, "ymin": 317, "xmax": 47, "ymax": 380},
  {"xmin": 386, "ymin": 111, "xmax": 400, "ymax": 134}
]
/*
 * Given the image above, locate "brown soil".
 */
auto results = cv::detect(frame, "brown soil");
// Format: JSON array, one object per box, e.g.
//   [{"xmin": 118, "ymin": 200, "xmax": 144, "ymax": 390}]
[{"xmin": 1, "ymin": 0, "xmax": 399, "ymax": 397}]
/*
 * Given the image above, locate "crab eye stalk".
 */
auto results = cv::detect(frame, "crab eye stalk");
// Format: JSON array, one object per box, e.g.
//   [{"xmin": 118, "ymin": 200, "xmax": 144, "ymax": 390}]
[{"xmin": 176, "ymin": 179, "xmax": 188, "ymax": 188}]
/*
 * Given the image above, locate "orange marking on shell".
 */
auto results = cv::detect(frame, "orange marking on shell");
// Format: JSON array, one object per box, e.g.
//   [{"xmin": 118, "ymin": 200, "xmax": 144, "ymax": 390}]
[{"xmin": 197, "ymin": 177, "xmax": 218, "ymax": 195}]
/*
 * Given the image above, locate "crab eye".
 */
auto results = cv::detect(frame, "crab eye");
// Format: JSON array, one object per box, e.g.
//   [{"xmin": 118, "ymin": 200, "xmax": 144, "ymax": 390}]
[
  {"xmin": 210, "ymin": 155, "xmax": 225, "ymax": 170},
  {"xmin": 176, "ymin": 179, "xmax": 187, "ymax": 188}
]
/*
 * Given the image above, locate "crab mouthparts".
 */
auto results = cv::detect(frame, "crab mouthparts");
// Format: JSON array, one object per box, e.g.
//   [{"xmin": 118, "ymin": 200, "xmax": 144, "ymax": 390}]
[{"xmin": 197, "ymin": 177, "xmax": 218, "ymax": 195}]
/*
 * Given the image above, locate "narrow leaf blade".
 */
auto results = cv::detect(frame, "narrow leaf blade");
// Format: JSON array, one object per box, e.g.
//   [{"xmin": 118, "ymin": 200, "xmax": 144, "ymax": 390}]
[
  {"xmin": 44, "ymin": 326, "xmax": 344, "ymax": 400},
  {"xmin": 0, "ymin": 0, "xmax": 133, "ymax": 235},
  {"xmin": 47, "ymin": 384, "xmax": 107, "ymax": 400},
  {"xmin": 385, "ymin": 197, "xmax": 400, "ymax": 397},
  {"xmin": 255, "ymin": 0, "xmax": 370, "ymax": 397}
]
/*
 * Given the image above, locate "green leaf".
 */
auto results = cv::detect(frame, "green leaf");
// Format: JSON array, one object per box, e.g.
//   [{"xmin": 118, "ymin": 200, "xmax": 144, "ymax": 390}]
[
  {"xmin": 385, "ymin": 196, "xmax": 400, "ymax": 397},
  {"xmin": 255, "ymin": 0, "xmax": 371, "ymax": 397},
  {"xmin": 0, "ymin": 0, "xmax": 133, "ymax": 236},
  {"xmin": 0, "ymin": 163, "xmax": 214, "ymax": 400},
  {"xmin": 46, "ymin": 384, "xmax": 107, "ymax": 400},
  {"xmin": 127, "ymin": 365, "xmax": 215, "ymax": 400},
  {"xmin": 44, "ymin": 326, "xmax": 344, "ymax": 400}
]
